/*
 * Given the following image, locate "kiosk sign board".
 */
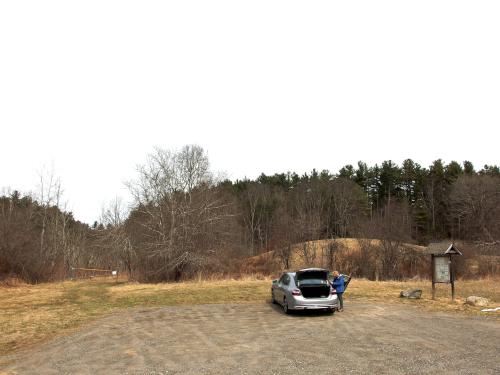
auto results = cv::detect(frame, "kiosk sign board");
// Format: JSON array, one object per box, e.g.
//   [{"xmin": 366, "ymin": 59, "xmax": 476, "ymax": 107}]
[
  {"xmin": 433, "ymin": 256, "xmax": 450, "ymax": 283},
  {"xmin": 428, "ymin": 243, "xmax": 462, "ymax": 301}
]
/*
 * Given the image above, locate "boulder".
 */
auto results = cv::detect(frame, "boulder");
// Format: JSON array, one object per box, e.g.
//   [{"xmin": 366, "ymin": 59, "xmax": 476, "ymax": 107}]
[
  {"xmin": 400, "ymin": 289, "xmax": 422, "ymax": 299},
  {"xmin": 466, "ymin": 296, "xmax": 490, "ymax": 307}
]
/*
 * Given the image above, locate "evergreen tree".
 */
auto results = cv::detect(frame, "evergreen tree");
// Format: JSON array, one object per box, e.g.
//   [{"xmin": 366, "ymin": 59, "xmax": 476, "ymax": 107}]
[
  {"xmin": 338, "ymin": 164, "xmax": 355, "ymax": 180},
  {"xmin": 463, "ymin": 160, "xmax": 475, "ymax": 175}
]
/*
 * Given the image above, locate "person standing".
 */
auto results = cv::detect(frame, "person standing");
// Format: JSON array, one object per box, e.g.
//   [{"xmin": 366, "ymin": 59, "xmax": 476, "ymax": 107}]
[{"xmin": 331, "ymin": 271, "xmax": 345, "ymax": 311}]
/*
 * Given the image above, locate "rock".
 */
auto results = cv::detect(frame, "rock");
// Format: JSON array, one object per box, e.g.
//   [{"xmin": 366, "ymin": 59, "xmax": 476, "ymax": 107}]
[
  {"xmin": 481, "ymin": 307, "xmax": 500, "ymax": 312},
  {"xmin": 400, "ymin": 289, "xmax": 422, "ymax": 299},
  {"xmin": 466, "ymin": 296, "xmax": 490, "ymax": 307}
]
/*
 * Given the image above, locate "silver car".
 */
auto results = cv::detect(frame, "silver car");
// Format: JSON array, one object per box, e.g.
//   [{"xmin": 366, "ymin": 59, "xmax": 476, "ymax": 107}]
[{"xmin": 271, "ymin": 268, "xmax": 339, "ymax": 314}]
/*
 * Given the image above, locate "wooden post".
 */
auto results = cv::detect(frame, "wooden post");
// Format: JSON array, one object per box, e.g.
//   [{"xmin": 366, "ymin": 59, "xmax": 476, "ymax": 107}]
[
  {"xmin": 450, "ymin": 254, "xmax": 455, "ymax": 301},
  {"xmin": 431, "ymin": 254, "xmax": 436, "ymax": 300}
]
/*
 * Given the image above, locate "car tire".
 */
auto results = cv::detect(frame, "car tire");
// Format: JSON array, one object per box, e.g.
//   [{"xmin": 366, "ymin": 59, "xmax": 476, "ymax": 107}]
[
  {"xmin": 271, "ymin": 291, "xmax": 276, "ymax": 304},
  {"xmin": 326, "ymin": 308, "xmax": 335, "ymax": 314},
  {"xmin": 283, "ymin": 297, "xmax": 290, "ymax": 314}
]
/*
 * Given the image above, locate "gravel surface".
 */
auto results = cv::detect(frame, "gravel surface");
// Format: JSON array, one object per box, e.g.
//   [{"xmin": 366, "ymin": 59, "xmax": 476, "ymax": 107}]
[{"xmin": 1, "ymin": 301, "xmax": 499, "ymax": 374}]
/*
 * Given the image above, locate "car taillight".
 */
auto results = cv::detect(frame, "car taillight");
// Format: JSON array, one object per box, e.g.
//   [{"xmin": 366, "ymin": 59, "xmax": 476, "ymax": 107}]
[
  {"xmin": 291, "ymin": 289, "xmax": 301, "ymax": 296},
  {"xmin": 331, "ymin": 288, "xmax": 337, "ymax": 295}
]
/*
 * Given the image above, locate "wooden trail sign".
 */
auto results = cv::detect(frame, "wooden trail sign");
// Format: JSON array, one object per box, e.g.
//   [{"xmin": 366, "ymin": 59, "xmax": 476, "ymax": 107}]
[{"xmin": 426, "ymin": 243, "xmax": 462, "ymax": 301}]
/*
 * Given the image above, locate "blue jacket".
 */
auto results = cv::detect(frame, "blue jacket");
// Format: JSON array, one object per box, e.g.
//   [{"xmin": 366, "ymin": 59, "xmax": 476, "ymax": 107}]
[{"xmin": 331, "ymin": 275, "xmax": 345, "ymax": 294}]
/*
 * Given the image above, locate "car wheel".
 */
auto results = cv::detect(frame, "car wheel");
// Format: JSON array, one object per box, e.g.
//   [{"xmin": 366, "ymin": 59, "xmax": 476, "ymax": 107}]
[
  {"xmin": 283, "ymin": 297, "xmax": 290, "ymax": 314},
  {"xmin": 271, "ymin": 291, "xmax": 276, "ymax": 304},
  {"xmin": 326, "ymin": 308, "xmax": 335, "ymax": 314}
]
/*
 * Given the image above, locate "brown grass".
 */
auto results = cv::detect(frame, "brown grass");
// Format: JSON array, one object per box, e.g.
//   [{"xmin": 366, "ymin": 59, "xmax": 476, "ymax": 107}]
[
  {"xmin": 345, "ymin": 277, "xmax": 500, "ymax": 315},
  {"xmin": 1, "ymin": 276, "xmax": 498, "ymax": 358}
]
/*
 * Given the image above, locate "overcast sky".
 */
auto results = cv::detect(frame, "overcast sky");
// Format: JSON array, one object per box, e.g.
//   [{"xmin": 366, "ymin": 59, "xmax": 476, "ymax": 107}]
[{"xmin": 1, "ymin": 1, "xmax": 499, "ymax": 224}]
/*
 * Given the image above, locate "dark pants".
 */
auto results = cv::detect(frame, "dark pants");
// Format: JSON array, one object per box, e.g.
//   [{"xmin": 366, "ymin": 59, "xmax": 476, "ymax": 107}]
[{"xmin": 337, "ymin": 293, "xmax": 344, "ymax": 310}]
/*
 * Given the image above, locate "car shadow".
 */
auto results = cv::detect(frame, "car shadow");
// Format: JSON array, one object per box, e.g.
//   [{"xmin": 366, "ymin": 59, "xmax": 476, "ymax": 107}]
[{"xmin": 267, "ymin": 300, "xmax": 334, "ymax": 317}]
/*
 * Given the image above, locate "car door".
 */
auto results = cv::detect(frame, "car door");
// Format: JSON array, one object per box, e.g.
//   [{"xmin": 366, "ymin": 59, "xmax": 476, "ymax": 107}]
[
  {"xmin": 280, "ymin": 274, "xmax": 291, "ymax": 302},
  {"xmin": 274, "ymin": 274, "xmax": 286, "ymax": 302}
]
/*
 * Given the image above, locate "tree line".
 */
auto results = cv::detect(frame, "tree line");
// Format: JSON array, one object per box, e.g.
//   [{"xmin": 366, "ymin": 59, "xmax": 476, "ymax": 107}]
[{"xmin": 1, "ymin": 145, "xmax": 499, "ymax": 283}]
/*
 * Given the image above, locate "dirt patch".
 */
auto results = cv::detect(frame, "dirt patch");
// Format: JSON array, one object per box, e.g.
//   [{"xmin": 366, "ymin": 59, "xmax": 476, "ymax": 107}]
[{"xmin": 2, "ymin": 301, "xmax": 499, "ymax": 374}]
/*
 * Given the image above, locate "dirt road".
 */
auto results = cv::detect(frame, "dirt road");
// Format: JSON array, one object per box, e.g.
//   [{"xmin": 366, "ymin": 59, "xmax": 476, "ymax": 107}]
[{"xmin": 2, "ymin": 301, "xmax": 499, "ymax": 374}]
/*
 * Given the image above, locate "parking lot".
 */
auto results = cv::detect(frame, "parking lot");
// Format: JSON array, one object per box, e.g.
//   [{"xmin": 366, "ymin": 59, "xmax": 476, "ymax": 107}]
[{"xmin": 2, "ymin": 301, "xmax": 499, "ymax": 374}]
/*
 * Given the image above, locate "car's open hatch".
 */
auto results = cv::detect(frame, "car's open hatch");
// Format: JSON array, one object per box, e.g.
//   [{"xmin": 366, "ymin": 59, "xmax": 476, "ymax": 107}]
[
  {"xmin": 296, "ymin": 268, "xmax": 329, "ymax": 281},
  {"xmin": 295, "ymin": 269, "xmax": 330, "ymax": 298}
]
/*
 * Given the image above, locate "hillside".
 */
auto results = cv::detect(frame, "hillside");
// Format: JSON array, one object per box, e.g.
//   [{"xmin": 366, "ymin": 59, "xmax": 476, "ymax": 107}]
[
  {"xmin": 240, "ymin": 238, "xmax": 426, "ymax": 276},
  {"xmin": 240, "ymin": 238, "xmax": 500, "ymax": 280}
]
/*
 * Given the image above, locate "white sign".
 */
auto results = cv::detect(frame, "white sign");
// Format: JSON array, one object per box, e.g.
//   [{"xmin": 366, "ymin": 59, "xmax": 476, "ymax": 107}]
[
  {"xmin": 434, "ymin": 256, "xmax": 450, "ymax": 283},
  {"xmin": 112, "ymin": 270, "xmax": 117, "ymax": 276}
]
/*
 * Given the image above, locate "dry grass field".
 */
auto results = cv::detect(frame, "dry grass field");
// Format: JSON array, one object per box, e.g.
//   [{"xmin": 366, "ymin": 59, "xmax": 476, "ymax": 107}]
[
  {"xmin": 1, "ymin": 276, "xmax": 498, "ymax": 358},
  {"xmin": 345, "ymin": 277, "xmax": 500, "ymax": 314}
]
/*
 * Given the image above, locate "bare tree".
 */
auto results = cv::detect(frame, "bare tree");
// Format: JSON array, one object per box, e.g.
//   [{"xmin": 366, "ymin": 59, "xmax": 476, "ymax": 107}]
[
  {"xmin": 271, "ymin": 202, "xmax": 295, "ymax": 269},
  {"xmin": 36, "ymin": 166, "xmax": 63, "ymax": 258},
  {"xmin": 90, "ymin": 197, "xmax": 135, "ymax": 275},
  {"xmin": 324, "ymin": 239, "xmax": 341, "ymax": 271},
  {"xmin": 0, "ymin": 182, "xmax": 90, "ymax": 282},
  {"xmin": 329, "ymin": 178, "xmax": 366, "ymax": 238},
  {"xmin": 237, "ymin": 182, "xmax": 280, "ymax": 255},
  {"xmin": 126, "ymin": 145, "xmax": 233, "ymax": 281},
  {"xmin": 292, "ymin": 182, "xmax": 324, "ymax": 242},
  {"xmin": 449, "ymin": 175, "xmax": 500, "ymax": 241}
]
